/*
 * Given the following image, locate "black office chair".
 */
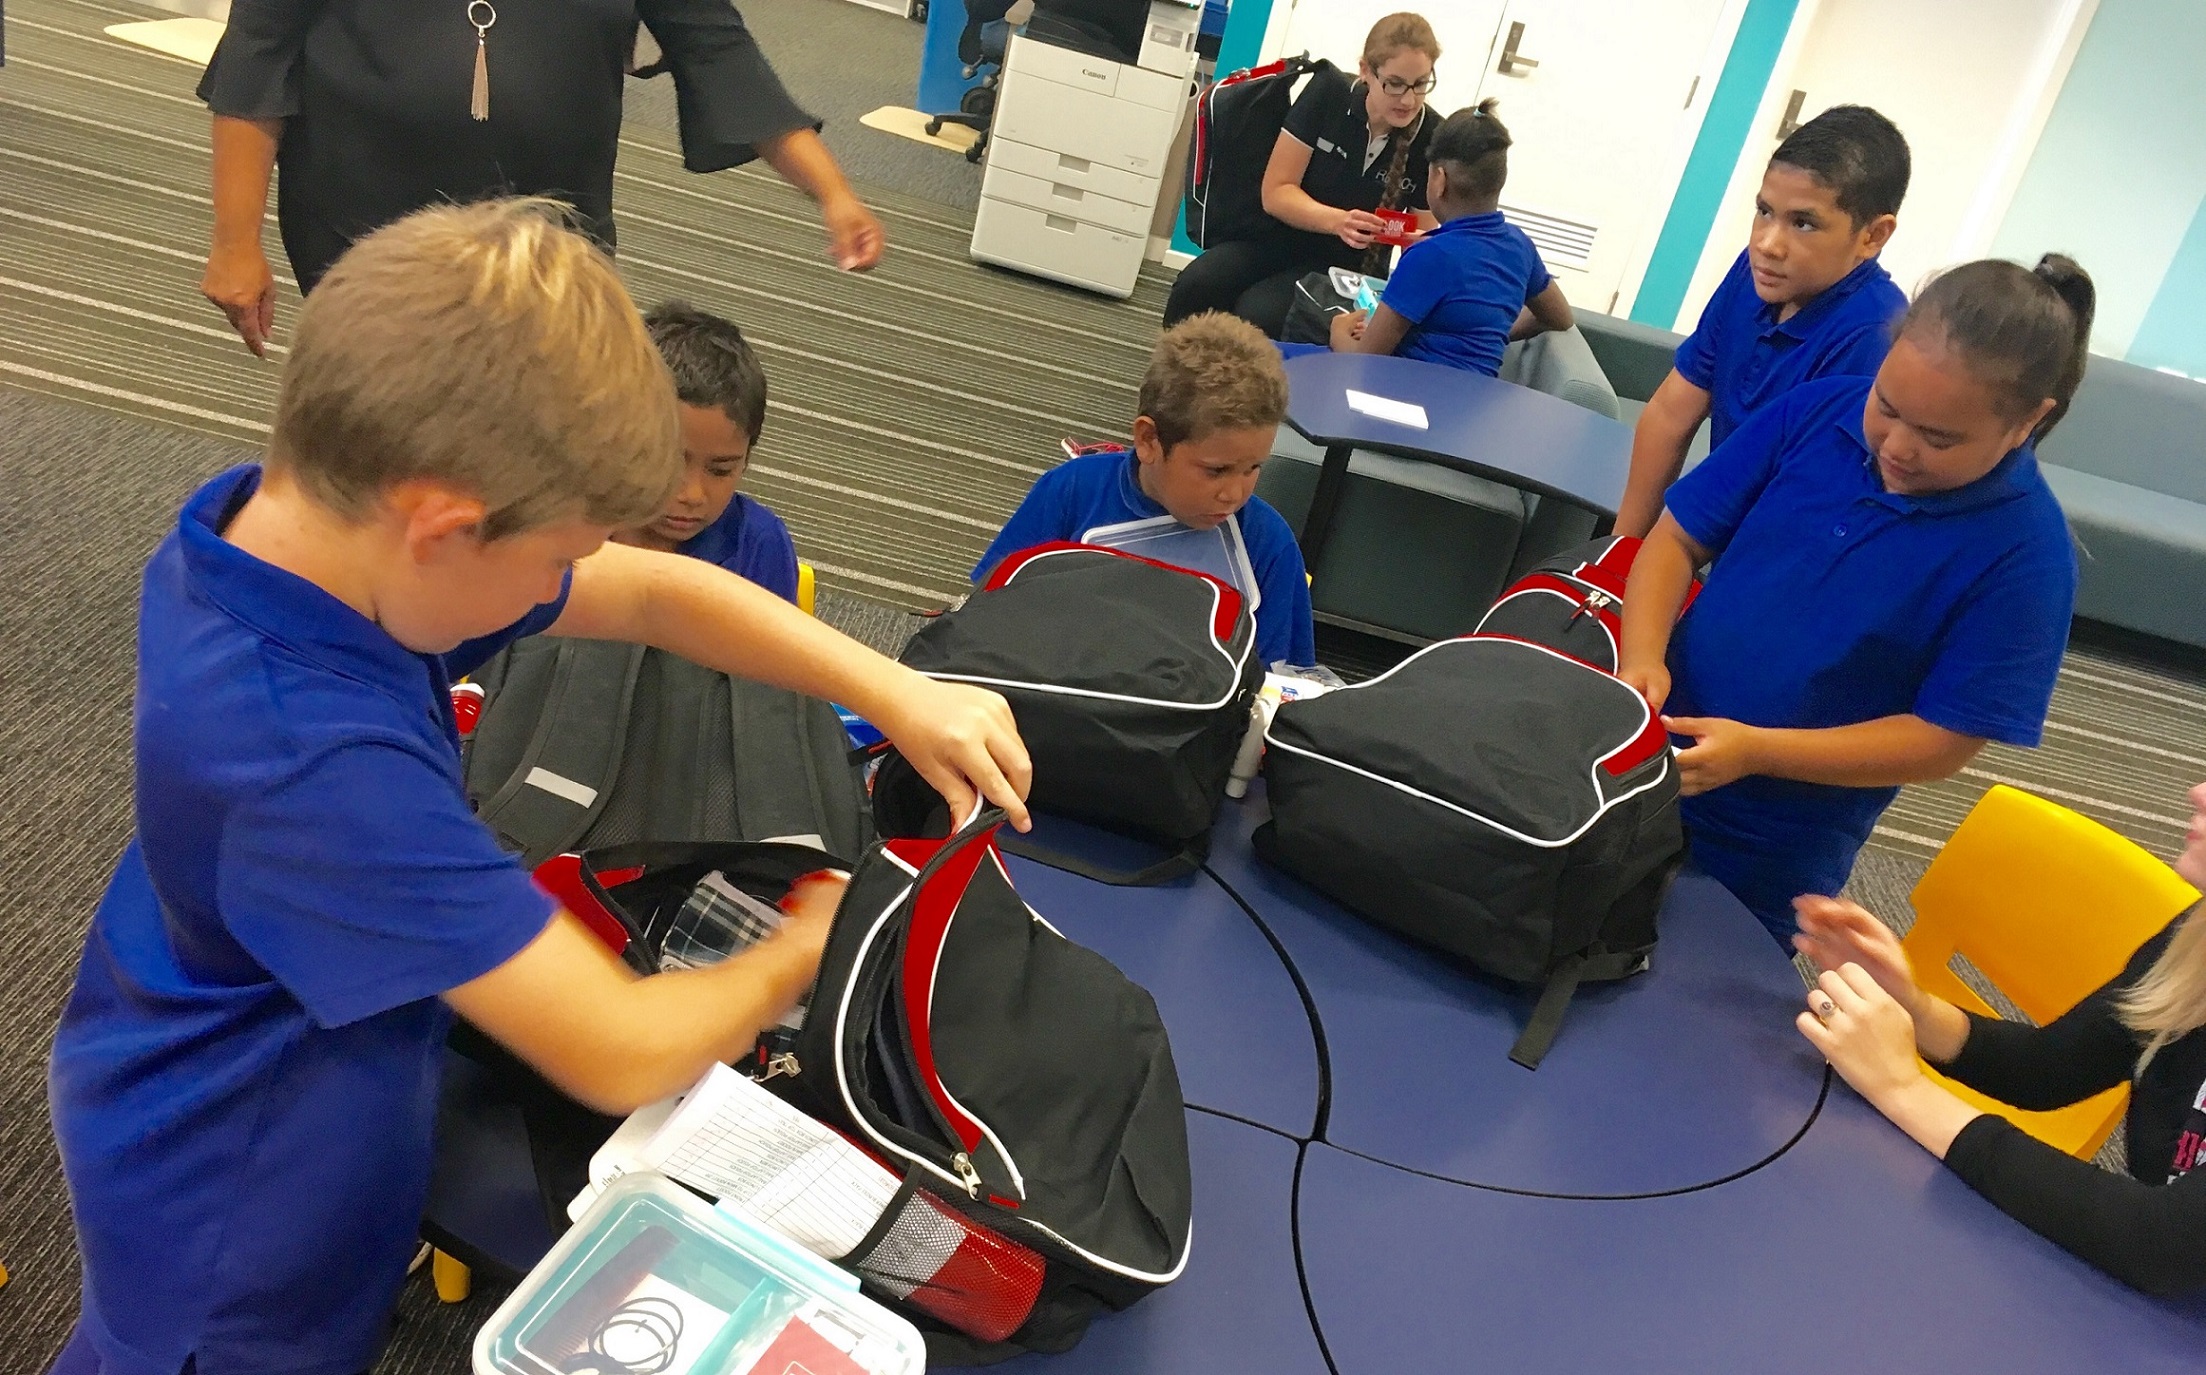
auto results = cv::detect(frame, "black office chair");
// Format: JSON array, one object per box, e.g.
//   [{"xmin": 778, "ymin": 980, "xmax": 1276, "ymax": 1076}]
[{"xmin": 924, "ymin": 0, "xmax": 1020, "ymax": 164}]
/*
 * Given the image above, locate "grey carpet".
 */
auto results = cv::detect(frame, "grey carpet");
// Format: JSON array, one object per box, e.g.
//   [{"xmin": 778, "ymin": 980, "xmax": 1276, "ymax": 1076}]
[{"xmin": 1, "ymin": 0, "xmax": 2202, "ymax": 1367}]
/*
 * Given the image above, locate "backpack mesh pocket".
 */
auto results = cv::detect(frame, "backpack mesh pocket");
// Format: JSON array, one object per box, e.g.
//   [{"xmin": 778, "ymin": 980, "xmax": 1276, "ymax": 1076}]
[{"xmin": 844, "ymin": 1186, "xmax": 1045, "ymax": 1343}]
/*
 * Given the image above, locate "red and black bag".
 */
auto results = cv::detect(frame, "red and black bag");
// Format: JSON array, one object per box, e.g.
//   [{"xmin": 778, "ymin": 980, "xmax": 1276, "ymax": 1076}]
[
  {"xmin": 1256, "ymin": 539, "xmax": 1688, "ymax": 1068},
  {"xmin": 896, "ymin": 542, "xmax": 1263, "ymax": 883},
  {"xmin": 566, "ymin": 810, "xmax": 1193, "ymax": 1363},
  {"xmin": 1185, "ymin": 55, "xmax": 1331, "ymax": 248},
  {"xmin": 1474, "ymin": 534, "xmax": 1699, "ymax": 672}
]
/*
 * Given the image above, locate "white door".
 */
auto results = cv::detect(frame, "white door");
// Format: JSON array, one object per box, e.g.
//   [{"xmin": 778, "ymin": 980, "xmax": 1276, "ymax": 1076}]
[
  {"xmin": 1675, "ymin": 0, "xmax": 2093, "ymax": 328},
  {"xmin": 1470, "ymin": 0, "xmax": 1740, "ymax": 314},
  {"xmin": 1270, "ymin": 0, "xmax": 1510, "ymax": 121}
]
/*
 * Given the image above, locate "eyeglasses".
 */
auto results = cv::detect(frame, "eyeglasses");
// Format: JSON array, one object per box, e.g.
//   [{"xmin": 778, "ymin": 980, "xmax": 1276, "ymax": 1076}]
[{"xmin": 1378, "ymin": 74, "xmax": 1438, "ymax": 98}]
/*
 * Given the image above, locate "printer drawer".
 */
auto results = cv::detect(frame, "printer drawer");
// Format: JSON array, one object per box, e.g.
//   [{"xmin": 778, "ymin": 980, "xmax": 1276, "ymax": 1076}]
[
  {"xmin": 994, "ymin": 71, "xmax": 1178, "ymax": 178},
  {"xmin": 982, "ymin": 165, "xmax": 1154, "ymax": 236},
  {"xmin": 971, "ymin": 197, "xmax": 1147, "ymax": 298},
  {"xmin": 986, "ymin": 137, "xmax": 1160, "ymax": 207}
]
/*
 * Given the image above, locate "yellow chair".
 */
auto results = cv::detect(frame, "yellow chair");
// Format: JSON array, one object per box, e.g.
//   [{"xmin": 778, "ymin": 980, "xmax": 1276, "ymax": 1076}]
[
  {"xmin": 1906, "ymin": 784, "xmax": 2199, "ymax": 1158},
  {"xmin": 798, "ymin": 561, "xmax": 817, "ymax": 617},
  {"xmin": 432, "ymin": 1249, "xmax": 472, "ymax": 1303}
]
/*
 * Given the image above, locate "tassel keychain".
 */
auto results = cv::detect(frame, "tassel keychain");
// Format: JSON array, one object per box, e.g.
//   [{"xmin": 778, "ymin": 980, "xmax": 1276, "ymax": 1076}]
[{"xmin": 468, "ymin": 0, "xmax": 497, "ymax": 122}]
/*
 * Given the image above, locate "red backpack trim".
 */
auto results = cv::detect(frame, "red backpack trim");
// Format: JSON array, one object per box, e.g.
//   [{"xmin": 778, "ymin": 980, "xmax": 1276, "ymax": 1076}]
[{"xmin": 983, "ymin": 541, "xmax": 1247, "ymax": 647}]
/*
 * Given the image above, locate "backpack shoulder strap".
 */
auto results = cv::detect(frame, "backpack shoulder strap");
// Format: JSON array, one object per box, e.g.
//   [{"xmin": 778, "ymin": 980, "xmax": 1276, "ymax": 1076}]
[{"xmin": 472, "ymin": 637, "xmax": 647, "ymax": 863}]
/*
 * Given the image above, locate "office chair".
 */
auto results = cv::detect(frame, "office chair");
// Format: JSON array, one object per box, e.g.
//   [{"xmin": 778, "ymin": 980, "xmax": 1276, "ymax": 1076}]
[{"xmin": 925, "ymin": 0, "xmax": 1021, "ymax": 164}]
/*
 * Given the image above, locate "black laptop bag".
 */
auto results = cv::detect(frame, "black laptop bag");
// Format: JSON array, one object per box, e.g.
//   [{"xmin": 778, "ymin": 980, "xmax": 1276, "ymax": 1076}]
[
  {"xmin": 897, "ymin": 542, "xmax": 1263, "ymax": 883},
  {"xmin": 569, "ymin": 805, "xmax": 1194, "ymax": 1363},
  {"xmin": 1256, "ymin": 627, "xmax": 1685, "ymax": 1068}
]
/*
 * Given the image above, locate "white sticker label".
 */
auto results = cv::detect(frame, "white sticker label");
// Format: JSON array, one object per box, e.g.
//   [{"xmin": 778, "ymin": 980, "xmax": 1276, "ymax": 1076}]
[{"xmin": 523, "ymin": 767, "xmax": 598, "ymax": 808}]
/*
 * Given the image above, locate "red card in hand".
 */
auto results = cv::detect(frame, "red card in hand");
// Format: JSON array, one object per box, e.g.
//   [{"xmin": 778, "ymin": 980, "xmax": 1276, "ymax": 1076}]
[
  {"xmin": 1373, "ymin": 209, "xmax": 1418, "ymax": 247},
  {"xmin": 744, "ymin": 1316, "xmax": 870, "ymax": 1375}
]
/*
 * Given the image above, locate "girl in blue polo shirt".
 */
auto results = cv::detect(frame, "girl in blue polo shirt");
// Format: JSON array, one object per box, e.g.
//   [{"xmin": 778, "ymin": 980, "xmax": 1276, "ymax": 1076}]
[
  {"xmin": 1617, "ymin": 256, "xmax": 2092, "ymax": 944},
  {"xmin": 1327, "ymin": 100, "xmax": 1574, "ymax": 374}
]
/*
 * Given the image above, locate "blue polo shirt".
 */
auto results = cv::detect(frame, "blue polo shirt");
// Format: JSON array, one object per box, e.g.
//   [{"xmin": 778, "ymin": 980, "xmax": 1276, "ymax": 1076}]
[
  {"xmin": 1380, "ymin": 211, "xmax": 1552, "ymax": 377},
  {"xmin": 49, "ymin": 466, "xmax": 567, "ymax": 1375},
  {"xmin": 679, "ymin": 492, "xmax": 800, "ymax": 604},
  {"xmin": 973, "ymin": 449, "xmax": 1316, "ymax": 666},
  {"xmin": 1675, "ymin": 251, "xmax": 1905, "ymax": 448},
  {"xmin": 1664, "ymin": 376, "xmax": 2076, "ymax": 937}
]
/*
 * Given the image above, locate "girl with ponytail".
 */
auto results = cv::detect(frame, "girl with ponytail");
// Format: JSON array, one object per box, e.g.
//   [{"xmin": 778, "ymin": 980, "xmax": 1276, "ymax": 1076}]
[
  {"xmin": 1616, "ymin": 255, "xmax": 2090, "ymax": 949},
  {"xmin": 1792, "ymin": 780, "xmax": 2206, "ymax": 1295}
]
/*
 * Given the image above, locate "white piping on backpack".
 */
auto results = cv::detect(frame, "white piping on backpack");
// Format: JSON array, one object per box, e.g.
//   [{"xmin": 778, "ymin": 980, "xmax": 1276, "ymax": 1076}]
[{"xmin": 1481, "ymin": 584, "xmax": 1621, "ymax": 665}]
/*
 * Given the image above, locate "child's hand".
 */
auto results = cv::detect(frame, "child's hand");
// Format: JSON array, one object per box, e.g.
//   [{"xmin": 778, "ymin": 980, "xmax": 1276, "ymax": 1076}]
[
  {"xmin": 1329, "ymin": 310, "xmax": 1368, "ymax": 350},
  {"xmin": 877, "ymin": 679, "xmax": 1035, "ymax": 831},
  {"xmin": 1617, "ymin": 661, "xmax": 1670, "ymax": 713},
  {"xmin": 1336, "ymin": 209, "xmax": 1385, "ymax": 249},
  {"xmin": 1795, "ymin": 963, "xmax": 1925, "ymax": 1103},
  {"xmin": 1662, "ymin": 714, "xmax": 1761, "ymax": 795},
  {"xmin": 776, "ymin": 870, "xmax": 848, "ymax": 963}
]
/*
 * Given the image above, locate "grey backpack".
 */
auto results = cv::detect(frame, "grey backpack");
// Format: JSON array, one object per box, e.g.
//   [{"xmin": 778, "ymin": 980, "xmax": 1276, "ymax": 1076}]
[{"xmin": 462, "ymin": 636, "xmax": 870, "ymax": 868}]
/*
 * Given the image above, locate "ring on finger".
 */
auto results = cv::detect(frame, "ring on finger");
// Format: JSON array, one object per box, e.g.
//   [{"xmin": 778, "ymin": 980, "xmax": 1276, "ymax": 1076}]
[{"xmin": 1813, "ymin": 994, "xmax": 1838, "ymax": 1021}]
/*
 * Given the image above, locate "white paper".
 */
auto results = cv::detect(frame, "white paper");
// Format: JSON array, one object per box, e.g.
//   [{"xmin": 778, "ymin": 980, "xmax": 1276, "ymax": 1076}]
[
  {"xmin": 1343, "ymin": 389, "xmax": 1429, "ymax": 430},
  {"xmin": 636, "ymin": 1064, "xmax": 901, "ymax": 1260}
]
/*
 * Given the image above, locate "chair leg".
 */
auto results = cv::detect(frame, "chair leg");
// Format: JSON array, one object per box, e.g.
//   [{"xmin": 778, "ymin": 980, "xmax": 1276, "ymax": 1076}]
[{"xmin": 432, "ymin": 1249, "xmax": 473, "ymax": 1303}]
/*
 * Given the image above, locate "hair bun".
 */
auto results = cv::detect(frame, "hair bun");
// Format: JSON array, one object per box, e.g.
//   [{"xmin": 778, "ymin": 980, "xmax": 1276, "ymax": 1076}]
[
  {"xmin": 1474, "ymin": 97, "xmax": 1500, "ymax": 117},
  {"xmin": 2033, "ymin": 252, "xmax": 2097, "ymax": 331}
]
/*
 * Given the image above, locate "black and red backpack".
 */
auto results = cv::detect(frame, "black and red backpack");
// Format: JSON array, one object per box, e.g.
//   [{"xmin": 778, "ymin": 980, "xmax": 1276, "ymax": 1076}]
[
  {"xmin": 1185, "ymin": 55, "xmax": 1332, "ymax": 248},
  {"xmin": 897, "ymin": 542, "xmax": 1263, "ymax": 883},
  {"xmin": 1256, "ymin": 537, "xmax": 1690, "ymax": 1068},
  {"xmin": 564, "ymin": 807, "xmax": 1194, "ymax": 1363}
]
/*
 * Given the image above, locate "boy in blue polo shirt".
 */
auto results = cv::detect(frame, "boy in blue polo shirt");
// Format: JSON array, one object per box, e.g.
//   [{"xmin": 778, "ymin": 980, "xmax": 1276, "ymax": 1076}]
[
  {"xmin": 1613, "ymin": 106, "xmax": 1911, "ymax": 538},
  {"xmin": 1616, "ymin": 256, "xmax": 2093, "ymax": 944},
  {"xmin": 1328, "ymin": 100, "xmax": 1573, "ymax": 373},
  {"xmin": 976, "ymin": 311, "xmax": 1317, "ymax": 666},
  {"xmin": 615, "ymin": 301, "xmax": 801, "ymax": 603},
  {"xmin": 43, "ymin": 200, "xmax": 1032, "ymax": 1375}
]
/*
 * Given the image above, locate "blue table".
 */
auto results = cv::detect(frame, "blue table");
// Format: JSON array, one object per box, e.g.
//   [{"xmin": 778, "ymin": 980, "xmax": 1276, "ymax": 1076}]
[
  {"xmin": 1298, "ymin": 1085, "xmax": 2206, "ymax": 1374},
  {"xmin": 1205, "ymin": 784, "xmax": 1827, "ymax": 1195},
  {"xmin": 999, "ymin": 1111, "xmax": 1327, "ymax": 1375},
  {"xmin": 1281, "ymin": 352, "xmax": 1632, "ymax": 567},
  {"xmin": 1002, "ymin": 824, "xmax": 1322, "ymax": 1139}
]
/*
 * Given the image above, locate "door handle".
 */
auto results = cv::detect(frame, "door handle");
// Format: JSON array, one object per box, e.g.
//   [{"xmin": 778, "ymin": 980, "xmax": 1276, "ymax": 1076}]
[
  {"xmin": 1776, "ymin": 89, "xmax": 1807, "ymax": 139},
  {"xmin": 1497, "ymin": 21, "xmax": 1539, "ymax": 77}
]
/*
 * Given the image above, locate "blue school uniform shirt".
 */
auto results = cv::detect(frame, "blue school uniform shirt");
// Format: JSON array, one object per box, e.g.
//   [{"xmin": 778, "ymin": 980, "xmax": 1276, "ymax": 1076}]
[
  {"xmin": 1674, "ymin": 251, "xmax": 1906, "ymax": 448},
  {"xmin": 48, "ymin": 466, "xmax": 568, "ymax": 1375},
  {"xmin": 678, "ymin": 491, "xmax": 800, "ymax": 604},
  {"xmin": 1662, "ymin": 376, "xmax": 2075, "ymax": 935},
  {"xmin": 972, "ymin": 449, "xmax": 1316, "ymax": 667},
  {"xmin": 1380, "ymin": 211, "xmax": 1552, "ymax": 377}
]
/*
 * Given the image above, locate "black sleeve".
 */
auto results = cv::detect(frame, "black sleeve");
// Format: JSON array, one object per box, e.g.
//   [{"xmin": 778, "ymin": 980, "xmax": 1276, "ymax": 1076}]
[
  {"xmin": 1934, "ymin": 935, "xmax": 2163, "ymax": 1111},
  {"xmin": 1279, "ymin": 67, "xmax": 1344, "ymax": 149},
  {"xmin": 638, "ymin": 0, "xmax": 820, "ymax": 174},
  {"xmin": 1945, "ymin": 1115, "xmax": 2206, "ymax": 1296},
  {"xmin": 197, "ymin": 0, "xmax": 331, "ymax": 118}
]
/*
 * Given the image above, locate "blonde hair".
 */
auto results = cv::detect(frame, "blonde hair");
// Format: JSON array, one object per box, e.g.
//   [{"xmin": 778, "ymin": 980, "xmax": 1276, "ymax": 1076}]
[
  {"xmin": 1363, "ymin": 12, "xmax": 1440, "ymax": 69},
  {"xmin": 1138, "ymin": 312, "xmax": 1289, "ymax": 451},
  {"xmin": 2116, "ymin": 902, "xmax": 2206, "ymax": 1069},
  {"xmin": 270, "ymin": 198, "xmax": 682, "ymax": 539}
]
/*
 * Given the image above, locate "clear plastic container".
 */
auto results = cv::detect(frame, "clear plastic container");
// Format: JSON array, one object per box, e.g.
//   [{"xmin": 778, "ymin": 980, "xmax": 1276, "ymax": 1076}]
[{"xmin": 474, "ymin": 1172, "xmax": 927, "ymax": 1375}]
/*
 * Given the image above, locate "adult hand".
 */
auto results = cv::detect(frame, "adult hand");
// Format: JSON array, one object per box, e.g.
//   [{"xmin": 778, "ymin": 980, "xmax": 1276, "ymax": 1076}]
[
  {"xmin": 203, "ymin": 240, "xmax": 276, "ymax": 358},
  {"xmin": 1793, "ymin": 896, "xmax": 1922, "ymax": 1014},
  {"xmin": 821, "ymin": 193, "xmax": 885, "ymax": 272},
  {"xmin": 1663, "ymin": 714, "xmax": 1760, "ymax": 795},
  {"xmin": 875, "ymin": 679, "xmax": 1034, "ymax": 831},
  {"xmin": 1796, "ymin": 963, "xmax": 1925, "ymax": 1103},
  {"xmin": 1328, "ymin": 309, "xmax": 1367, "ymax": 350},
  {"xmin": 1336, "ymin": 209, "xmax": 1385, "ymax": 250},
  {"xmin": 1617, "ymin": 660, "xmax": 1670, "ymax": 713}
]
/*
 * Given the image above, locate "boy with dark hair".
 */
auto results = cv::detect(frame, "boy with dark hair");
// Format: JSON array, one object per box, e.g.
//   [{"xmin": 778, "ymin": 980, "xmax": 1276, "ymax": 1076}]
[
  {"xmin": 616, "ymin": 301, "xmax": 801, "ymax": 604},
  {"xmin": 1613, "ymin": 104, "xmax": 1911, "ymax": 538},
  {"xmin": 1328, "ymin": 99, "xmax": 1574, "ymax": 374},
  {"xmin": 975, "ymin": 312, "xmax": 1315, "ymax": 666},
  {"xmin": 43, "ymin": 199, "xmax": 1029, "ymax": 1375}
]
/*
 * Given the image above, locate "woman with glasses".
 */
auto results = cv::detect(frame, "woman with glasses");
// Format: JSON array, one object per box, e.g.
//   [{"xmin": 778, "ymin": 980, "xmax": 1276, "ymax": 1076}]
[
  {"xmin": 1164, "ymin": 13, "xmax": 1442, "ymax": 335},
  {"xmin": 197, "ymin": 2, "xmax": 886, "ymax": 358}
]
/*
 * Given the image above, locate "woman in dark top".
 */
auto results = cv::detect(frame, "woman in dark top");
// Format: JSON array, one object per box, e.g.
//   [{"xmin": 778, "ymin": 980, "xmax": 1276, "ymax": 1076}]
[
  {"xmin": 199, "ymin": 0, "xmax": 884, "ymax": 356},
  {"xmin": 1793, "ymin": 779, "xmax": 2206, "ymax": 1296},
  {"xmin": 1162, "ymin": 12, "xmax": 1440, "ymax": 336}
]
